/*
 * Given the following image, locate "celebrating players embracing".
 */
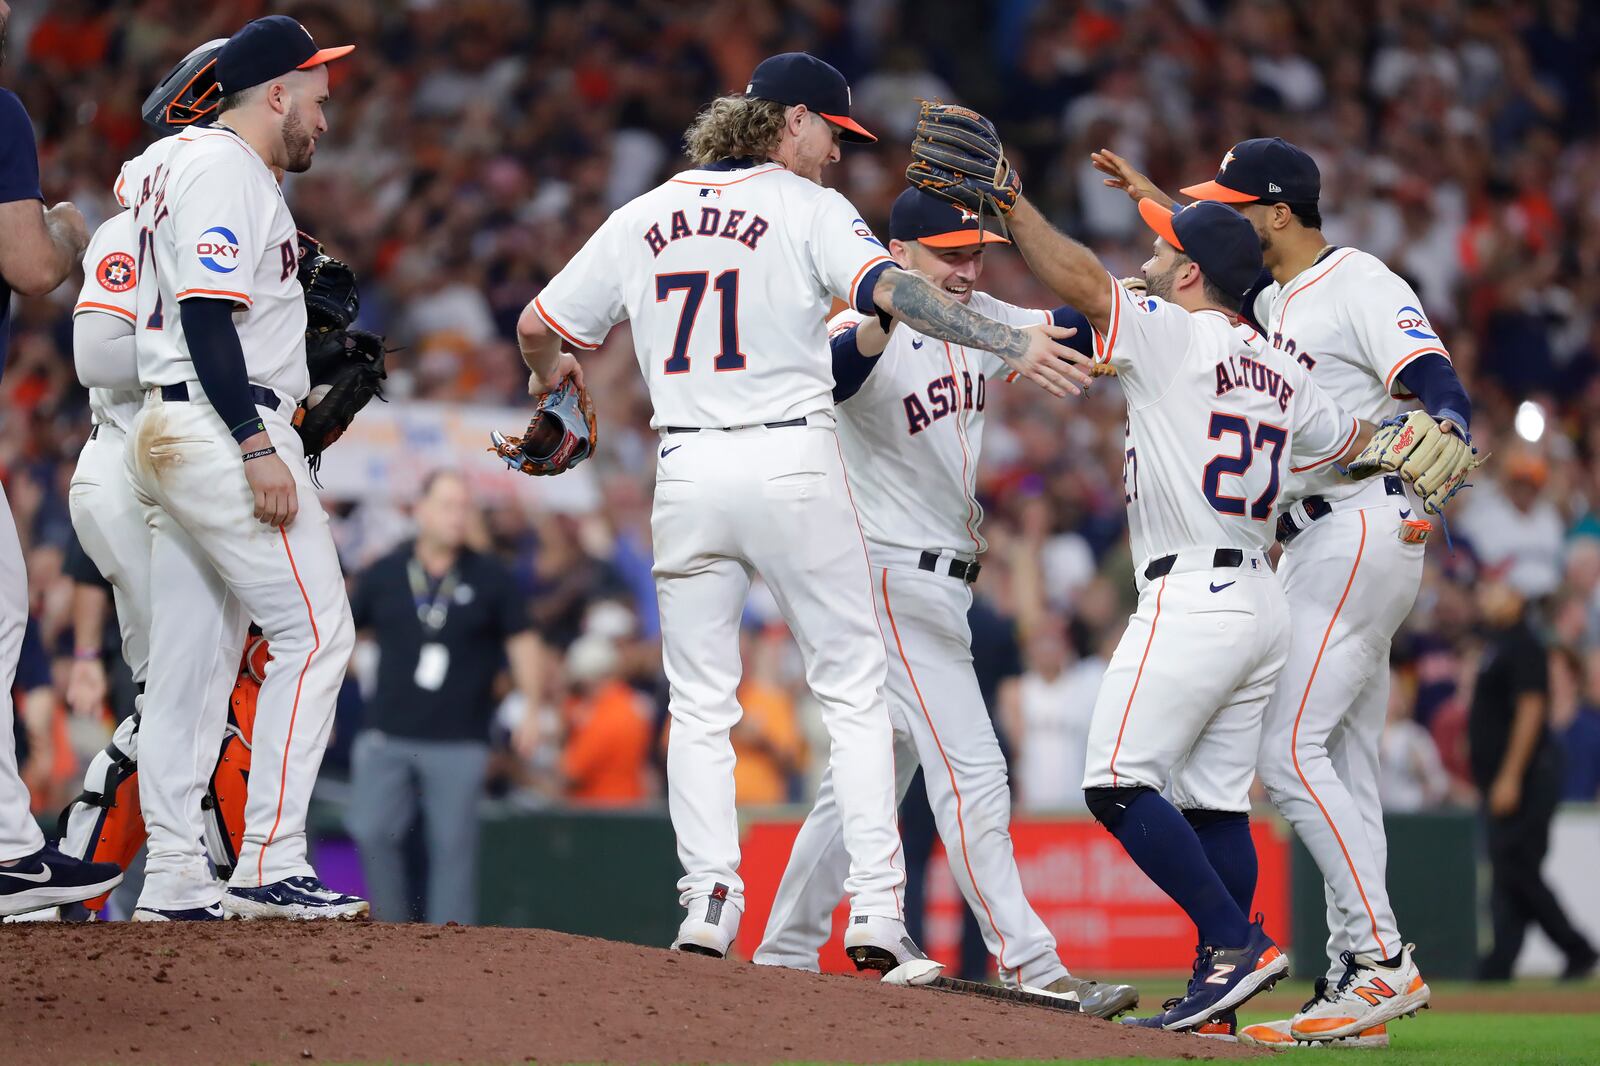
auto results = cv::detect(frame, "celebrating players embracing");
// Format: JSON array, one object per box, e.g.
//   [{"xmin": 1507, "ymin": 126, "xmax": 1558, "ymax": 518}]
[
  {"xmin": 514, "ymin": 54, "xmax": 1088, "ymax": 981},
  {"xmin": 753, "ymin": 187, "xmax": 1138, "ymax": 1017}
]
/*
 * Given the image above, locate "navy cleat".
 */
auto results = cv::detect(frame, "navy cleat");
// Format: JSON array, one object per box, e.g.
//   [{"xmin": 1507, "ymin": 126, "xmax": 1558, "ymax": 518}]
[
  {"xmin": 133, "ymin": 902, "xmax": 225, "ymax": 921},
  {"xmin": 223, "ymin": 875, "xmax": 369, "ymax": 920},
  {"xmin": 1162, "ymin": 918, "xmax": 1288, "ymax": 1030},
  {"xmin": 0, "ymin": 842, "xmax": 122, "ymax": 917}
]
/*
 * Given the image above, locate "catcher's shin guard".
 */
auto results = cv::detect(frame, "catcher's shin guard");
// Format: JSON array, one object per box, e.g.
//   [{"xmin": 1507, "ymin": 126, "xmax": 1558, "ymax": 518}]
[
  {"xmin": 204, "ymin": 634, "xmax": 268, "ymax": 880},
  {"xmin": 57, "ymin": 713, "xmax": 145, "ymax": 911}
]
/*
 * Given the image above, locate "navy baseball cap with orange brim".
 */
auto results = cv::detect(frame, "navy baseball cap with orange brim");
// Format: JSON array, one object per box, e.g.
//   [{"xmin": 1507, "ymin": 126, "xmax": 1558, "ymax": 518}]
[
  {"xmin": 1139, "ymin": 199, "xmax": 1263, "ymax": 304},
  {"xmin": 1181, "ymin": 137, "xmax": 1320, "ymax": 205},
  {"xmin": 746, "ymin": 52, "xmax": 875, "ymax": 143},
  {"xmin": 216, "ymin": 15, "xmax": 354, "ymax": 94},
  {"xmin": 890, "ymin": 187, "xmax": 1011, "ymax": 247}
]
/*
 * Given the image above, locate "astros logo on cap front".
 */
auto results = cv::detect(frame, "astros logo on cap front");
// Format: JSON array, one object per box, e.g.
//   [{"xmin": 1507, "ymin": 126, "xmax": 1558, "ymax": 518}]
[{"xmin": 197, "ymin": 226, "xmax": 241, "ymax": 273}]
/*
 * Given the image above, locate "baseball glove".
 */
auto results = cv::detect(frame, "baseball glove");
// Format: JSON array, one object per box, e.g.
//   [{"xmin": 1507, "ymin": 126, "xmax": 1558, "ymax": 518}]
[
  {"xmin": 1345, "ymin": 410, "xmax": 1486, "ymax": 513},
  {"xmin": 489, "ymin": 380, "xmax": 598, "ymax": 476},
  {"xmin": 907, "ymin": 102, "xmax": 1021, "ymax": 216},
  {"xmin": 294, "ymin": 328, "xmax": 389, "ymax": 480}
]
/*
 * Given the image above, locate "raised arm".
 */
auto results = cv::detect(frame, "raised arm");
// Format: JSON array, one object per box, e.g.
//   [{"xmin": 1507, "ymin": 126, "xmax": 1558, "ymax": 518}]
[
  {"xmin": 1003, "ymin": 196, "xmax": 1115, "ymax": 337},
  {"xmin": 870, "ymin": 265, "xmax": 1089, "ymax": 398}
]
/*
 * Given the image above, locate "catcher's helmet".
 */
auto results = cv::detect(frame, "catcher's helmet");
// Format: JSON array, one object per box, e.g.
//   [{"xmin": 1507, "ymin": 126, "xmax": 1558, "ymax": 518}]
[{"xmin": 141, "ymin": 38, "xmax": 229, "ymax": 134}]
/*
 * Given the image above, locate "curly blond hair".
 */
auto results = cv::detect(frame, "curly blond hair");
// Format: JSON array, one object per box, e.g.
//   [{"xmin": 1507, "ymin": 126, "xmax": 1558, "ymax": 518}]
[{"xmin": 683, "ymin": 95, "xmax": 788, "ymax": 166}]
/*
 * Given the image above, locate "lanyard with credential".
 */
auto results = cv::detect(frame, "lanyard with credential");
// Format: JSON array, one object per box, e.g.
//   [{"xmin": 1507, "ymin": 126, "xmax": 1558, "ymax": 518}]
[{"xmin": 407, "ymin": 558, "xmax": 459, "ymax": 637}]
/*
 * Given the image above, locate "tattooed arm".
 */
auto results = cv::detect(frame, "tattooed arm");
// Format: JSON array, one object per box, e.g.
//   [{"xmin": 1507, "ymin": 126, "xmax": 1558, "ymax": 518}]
[
  {"xmin": 1004, "ymin": 196, "xmax": 1116, "ymax": 336},
  {"xmin": 871, "ymin": 266, "xmax": 1091, "ymax": 398}
]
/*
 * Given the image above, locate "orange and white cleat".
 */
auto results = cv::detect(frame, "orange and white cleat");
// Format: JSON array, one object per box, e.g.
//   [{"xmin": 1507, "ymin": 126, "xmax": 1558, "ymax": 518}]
[
  {"xmin": 1240, "ymin": 1016, "xmax": 1390, "ymax": 1049},
  {"xmin": 1289, "ymin": 944, "xmax": 1428, "ymax": 1042}
]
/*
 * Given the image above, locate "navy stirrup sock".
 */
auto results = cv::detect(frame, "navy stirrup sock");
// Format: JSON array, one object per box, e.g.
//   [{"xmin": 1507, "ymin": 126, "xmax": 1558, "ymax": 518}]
[{"xmin": 1111, "ymin": 791, "xmax": 1250, "ymax": 947}]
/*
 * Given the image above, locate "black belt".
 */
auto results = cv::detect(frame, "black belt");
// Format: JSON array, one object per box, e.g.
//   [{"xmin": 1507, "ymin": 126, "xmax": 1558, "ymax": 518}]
[
  {"xmin": 919, "ymin": 550, "xmax": 981, "ymax": 584},
  {"xmin": 665, "ymin": 416, "xmax": 808, "ymax": 434},
  {"xmin": 159, "ymin": 381, "xmax": 281, "ymax": 411},
  {"xmin": 1144, "ymin": 548, "xmax": 1243, "ymax": 581},
  {"xmin": 1276, "ymin": 475, "xmax": 1403, "ymax": 544}
]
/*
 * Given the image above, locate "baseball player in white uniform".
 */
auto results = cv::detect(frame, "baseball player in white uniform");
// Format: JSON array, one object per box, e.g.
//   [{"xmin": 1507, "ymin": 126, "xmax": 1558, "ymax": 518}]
[
  {"xmin": 752, "ymin": 187, "xmax": 1138, "ymax": 1017},
  {"xmin": 996, "ymin": 183, "xmax": 1434, "ymax": 1031},
  {"xmin": 0, "ymin": 2, "xmax": 125, "ymax": 916},
  {"xmin": 1095, "ymin": 138, "xmax": 1476, "ymax": 1046},
  {"xmin": 123, "ymin": 16, "xmax": 364, "ymax": 921},
  {"xmin": 515, "ymin": 53, "xmax": 1086, "ymax": 979}
]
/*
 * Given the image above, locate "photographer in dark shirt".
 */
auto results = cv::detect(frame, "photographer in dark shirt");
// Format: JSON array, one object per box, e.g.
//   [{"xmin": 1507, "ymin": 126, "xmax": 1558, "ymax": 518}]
[
  {"xmin": 345, "ymin": 470, "xmax": 543, "ymax": 923},
  {"xmin": 1470, "ymin": 575, "xmax": 1597, "ymax": 980}
]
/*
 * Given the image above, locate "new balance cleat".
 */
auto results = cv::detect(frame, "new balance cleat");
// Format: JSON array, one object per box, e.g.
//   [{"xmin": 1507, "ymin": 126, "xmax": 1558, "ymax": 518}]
[
  {"xmin": 223, "ymin": 876, "xmax": 368, "ymax": 920},
  {"xmin": 1241, "ymin": 1016, "xmax": 1390, "ymax": 1049},
  {"xmin": 1290, "ymin": 944, "xmax": 1428, "ymax": 1041},
  {"xmin": 1161, "ymin": 919, "xmax": 1288, "ymax": 1030}
]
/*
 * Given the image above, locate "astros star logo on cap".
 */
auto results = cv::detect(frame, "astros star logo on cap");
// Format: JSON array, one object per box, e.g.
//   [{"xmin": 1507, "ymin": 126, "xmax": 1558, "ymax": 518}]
[{"xmin": 1220, "ymin": 147, "xmax": 1237, "ymax": 171}]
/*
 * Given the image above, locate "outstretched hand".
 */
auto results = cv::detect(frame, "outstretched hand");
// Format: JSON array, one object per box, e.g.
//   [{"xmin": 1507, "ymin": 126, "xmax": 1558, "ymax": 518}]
[
  {"xmin": 1003, "ymin": 324, "xmax": 1093, "ymax": 399},
  {"xmin": 1090, "ymin": 149, "xmax": 1174, "ymax": 210}
]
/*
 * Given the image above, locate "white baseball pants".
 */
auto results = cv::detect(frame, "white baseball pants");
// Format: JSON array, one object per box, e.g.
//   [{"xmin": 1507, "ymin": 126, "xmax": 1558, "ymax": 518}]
[
  {"xmin": 756, "ymin": 560, "xmax": 1068, "ymax": 986},
  {"xmin": 652, "ymin": 421, "xmax": 904, "ymax": 922},
  {"xmin": 1257, "ymin": 504, "xmax": 1424, "ymax": 976},
  {"xmin": 0, "ymin": 480, "xmax": 45, "ymax": 862},
  {"xmin": 69, "ymin": 425, "xmax": 153, "ymax": 685},
  {"xmin": 1083, "ymin": 551, "xmax": 1288, "ymax": 809},
  {"xmin": 128, "ymin": 389, "xmax": 353, "ymax": 909}
]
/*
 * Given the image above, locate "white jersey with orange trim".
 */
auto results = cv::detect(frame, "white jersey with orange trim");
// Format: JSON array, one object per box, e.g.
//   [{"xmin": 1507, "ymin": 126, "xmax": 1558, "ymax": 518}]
[
  {"xmin": 1246, "ymin": 247, "xmax": 1446, "ymax": 507},
  {"xmin": 540, "ymin": 158, "xmax": 912, "ymax": 944},
  {"xmin": 532, "ymin": 161, "xmax": 894, "ymax": 430},
  {"xmin": 755, "ymin": 288, "xmax": 1087, "ymax": 991},
  {"xmin": 73, "ymin": 210, "xmax": 143, "ymax": 434},
  {"xmin": 828, "ymin": 291, "xmax": 1047, "ymax": 559},
  {"xmin": 130, "ymin": 125, "xmax": 309, "ymax": 401},
  {"xmin": 1247, "ymin": 243, "xmax": 1446, "ymax": 992},
  {"xmin": 1091, "ymin": 279, "xmax": 1357, "ymax": 569}
]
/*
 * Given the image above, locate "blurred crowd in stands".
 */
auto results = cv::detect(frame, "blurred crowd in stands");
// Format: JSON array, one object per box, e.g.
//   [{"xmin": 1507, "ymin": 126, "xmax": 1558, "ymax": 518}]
[{"xmin": 7, "ymin": 0, "xmax": 1600, "ymax": 833}]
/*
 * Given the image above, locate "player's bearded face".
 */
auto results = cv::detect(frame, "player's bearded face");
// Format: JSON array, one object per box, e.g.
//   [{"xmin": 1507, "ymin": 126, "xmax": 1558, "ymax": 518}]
[
  {"xmin": 281, "ymin": 105, "xmax": 315, "ymax": 173},
  {"xmin": 1142, "ymin": 246, "xmax": 1184, "ymax": 302},
  {"xmin": 789, "ymin": 111, "xmax": 840, "ymax": 182}
]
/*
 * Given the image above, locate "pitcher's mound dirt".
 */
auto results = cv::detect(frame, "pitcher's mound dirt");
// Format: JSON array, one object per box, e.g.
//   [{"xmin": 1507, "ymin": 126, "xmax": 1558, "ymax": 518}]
[{"xmin": 3, "ymin": 923, "xmax": 1263, "ymax": 1064}]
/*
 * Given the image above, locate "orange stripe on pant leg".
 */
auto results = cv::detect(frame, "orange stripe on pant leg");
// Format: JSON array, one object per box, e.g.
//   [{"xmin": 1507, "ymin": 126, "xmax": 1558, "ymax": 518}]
[
  {"xmin": 882, "ymin": 568, "xmax": 1009, "ymax": 972},
  {"xmin": 1288, "ymin": 511, "xmax": 1387, "ymax": 956},
  {"xmin": 1109, "ymin": 576, "xmax": 1166, "ymax": 786},
  {"xmin": 257, "ymin": 527, "xmax": 321, "ymax": 885}
]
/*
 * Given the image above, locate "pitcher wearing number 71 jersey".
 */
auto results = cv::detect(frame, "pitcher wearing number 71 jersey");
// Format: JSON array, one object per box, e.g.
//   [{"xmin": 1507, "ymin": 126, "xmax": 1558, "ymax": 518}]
[{"xmin": 512, "ymin": 53, "xmax": 1088, "ymax": 981}]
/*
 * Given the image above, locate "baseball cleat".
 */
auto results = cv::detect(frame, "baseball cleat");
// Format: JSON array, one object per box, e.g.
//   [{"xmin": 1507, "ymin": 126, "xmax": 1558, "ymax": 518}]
[
  {"xmin": 1160, "ymin": 919, "xmax": 1288, "ymax": 1030},
  {"xmin": 0, "ymin": 843, "xmax": 123, "ymax": 917},
  {"xmin": 844, "ymin": 914, "xmax": 943, "ymax": 986},
  {"xmin": 222, "ymin": 876, "xmax": 369, "ymax": 920},
  {"xmin": 1121, "ymin": 998, "xmax": 1178, "ymax": 1029},
  {"xmin": 133, "ymin": 902, "xmax": 225, "ymax": 921},
  {"xmin": 1240, "ymin": 1017, "xmax": 1390, "ymax": 1049},
  {"xmin": 1290, "ymin": 944, "xmax": 1428, "ymax": 1042},
  {"xmin": 672, "ymin": 883, "xmax": 741, "ymax": 958},
  {"xmin": 1195, "ymin": 1008, "xmax": 1238, "ymax": 1041},
  {"xmin": 1039, "ymin": 973, "xmax": 1140, "ymax": 1019}
]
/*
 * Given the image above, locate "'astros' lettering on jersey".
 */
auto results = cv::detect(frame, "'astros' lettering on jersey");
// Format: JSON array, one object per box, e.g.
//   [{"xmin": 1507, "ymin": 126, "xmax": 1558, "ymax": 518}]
[
  {"xmin": 129, "ymin": 126, "xmax": 309, "ymax": 401},
  {"xmin": 830, "ymin": 291, "xmax": 1049, "ymax": 558},
  {"xmin": 73, "ymin": 210, "xmax": 143, "ymax": 434},
  {"xmin": 1092, "ymin": 277, "xmax": 1358, "ymax": 565},
  {"xmin": 1246, "ymin": 247, "xmax": 1448, "ymax": 506},
  {"xmin": 533, "ymin": 161, "xmax": 894, "ymax": 430}
]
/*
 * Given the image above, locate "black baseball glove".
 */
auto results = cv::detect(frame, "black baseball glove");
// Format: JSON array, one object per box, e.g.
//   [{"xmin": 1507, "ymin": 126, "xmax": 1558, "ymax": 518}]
[
  {"xmin": 906, "ymin": 101, "xmax": 1022, "ymax": 216},
  {"xmin": 294, "ymin": 328, "xmax": 389, "ymax": 480}
]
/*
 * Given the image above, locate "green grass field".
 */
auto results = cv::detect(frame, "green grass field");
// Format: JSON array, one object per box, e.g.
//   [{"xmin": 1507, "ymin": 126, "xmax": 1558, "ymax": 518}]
[{"xmin": 950, "ymin": 977, "xmax": 1600, "ymax": 1066}]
